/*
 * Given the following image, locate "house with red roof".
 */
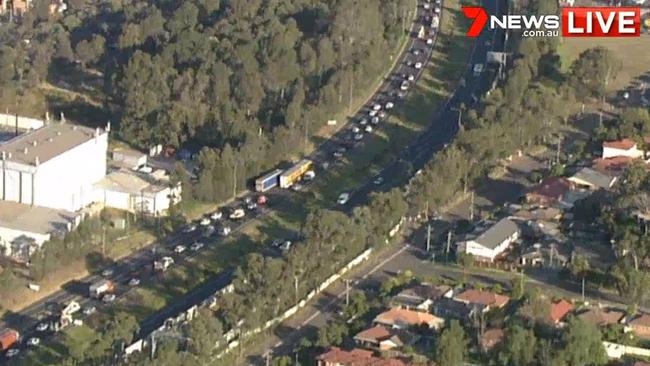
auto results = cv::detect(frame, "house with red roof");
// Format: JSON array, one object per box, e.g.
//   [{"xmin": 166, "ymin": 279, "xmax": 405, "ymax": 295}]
[
  {"xmin": 629, "ymin": 313, "xmax": 650, "ymax": 339},
  {"xmin": 373, "ymin": 308, "xmax": 445, "ymax": 330},
  {"xmin": 525, "ymin": 177, "xmax": 576, "ymax": 207},
  {"xmin": 602, "ymin": 139, "xmax": 644, "ymax": 159},
  {"xmin": 316, "ymin": 347, "xmax": 410, "ymax": 366},
  {"xmin": 453, "ymin": 289, "xmax": 510, "ymax": 312},
  {"xmin": 353, "ymin": 325, "xmax": 418, "ymax": 351},
  {"xmin": 549, "ymin": 299, "xmax": 574, "ymax": 325}
]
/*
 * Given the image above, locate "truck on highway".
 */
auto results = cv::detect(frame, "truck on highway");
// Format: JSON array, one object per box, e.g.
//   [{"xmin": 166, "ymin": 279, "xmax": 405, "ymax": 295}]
[
  {"xmin": 417, "ymin": 25, "xmax": 426, "ymax": 39},
  {"xmin": 89, "ymin": 279, "xmax": 115, "ymax": 299},
  {"xmin": 255, "ymin": 169, "xmax": 284, "ymax": 192},
  {"xmin": 0, "ymin": 328, "xmax": 19, "ymax": 352},
  {"xmin": 279, "ymin": 159, "xmax": 313, "ymax": 188},
  {"xmin": 431, "ymin": 14, "xmax": 440, "ymax": 29}
]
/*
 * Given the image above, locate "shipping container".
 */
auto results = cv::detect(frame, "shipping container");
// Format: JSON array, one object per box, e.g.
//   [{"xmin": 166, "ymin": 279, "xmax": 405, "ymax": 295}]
[
  {"xmin": 279, "ymin": 160, "xmax": 313, "ymax": 188},
  {"xmin": 0, "ymin": 328, "xmax": 19, "ymax": 351},
  {"xmin": 255, "ymin": 169, "xmax": 284, "ymax": 192}
]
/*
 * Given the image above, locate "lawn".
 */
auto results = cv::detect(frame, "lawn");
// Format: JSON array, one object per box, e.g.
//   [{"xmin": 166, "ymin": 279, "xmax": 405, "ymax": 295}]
[{"xmin": 557, "ymin": 35, "xmax": 650, "ymax": 92}]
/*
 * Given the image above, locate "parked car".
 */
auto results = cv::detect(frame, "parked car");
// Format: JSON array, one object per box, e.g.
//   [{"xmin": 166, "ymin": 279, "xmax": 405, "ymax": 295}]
[
  {"xmin": 291, "ymin": 183, "xmax": 304, "ymax": 192},
  {"xmin": 221, "ymin": 226, "xmax": 232, "ymax": 236},
  {"xmin": 369, "ymin": 110, "xmax": 378, "ymax": 117},
  {"xmin": 247, "ymin": 201, "xmax": 258, "ymax": 210},
  {"xmin": 353, "ymin": 133, "xmax": 364, "ymax": 141},
  {"xmin": 27, "ymin": 337, "xmax": 40, "ymax": 347},
  {"xmin": 374, "ymin": 176, "xmax": 384, "ymax": 185},
  {"xmin": 414, "ymin": 62, "xmax": 423, "ymax": 69},
  {"xmin": 371, "ymin": 117, "xmax": 380, "ymax": 125},
  {"xmin": 102, "ymin": 294, "xmax": 116, "ymax": 303},
  {"xmin": 190, "ymin": 242, "xmax": 204, "ymax": 251},
  {"xmin": 229, "ymin": 209, "xmax": 245, "ymax": 220},
  {"xmin": 101, "ymin": 268, "xmax": 114, "ymax": 277},
  {"xmin": 365, "ymin": 125, "xmax": 373, "ymax": 133},
  {"xmin": 337, "ymin": 193, "xmax": 350, "ymax": 205},
  {"xmin": 35, "ymin": 323, "xmax": 48, "ymax": 332},
  {"xmin": 372, "ymin": 103, "xmax": 382, "ymax": 111},
  {"xmin": 359, "ymin": 118, "xmax": 368, "ymax": 126},
  {"xmin": 183, "ymin": 224, "xmax": 197, "ymax": 233},
  {"xmin": 174, "ymin": 245, "xmax": 186, "ymax": 254},
  {"xmin": 333, "ymin": 151, "xmax": 344, "ymax": 158},
  {"xmin": 210, "ymin": 211, "xmax": 223, "ymax": 221},
  {"xmin": 303, "ymin": 170, "xmax": 316, "ymax": 181},
  {"xmin": 128, "ymin": 278, "xmax": 140, "ymax": 286},
  {"xmin": 200, "ymin": 217, "xmax": 211, "ymax": 226},
  {"xmin": 83, "ymin": 306, "xmax": 96, "ymax": 316},
  {"xmin": 351, "ymin": 126, "xmax": 360, "ymax": 133}
]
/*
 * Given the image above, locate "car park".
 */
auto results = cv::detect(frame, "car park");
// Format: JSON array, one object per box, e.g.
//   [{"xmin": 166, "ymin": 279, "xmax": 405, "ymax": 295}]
[
  {"xmin": 174, "ymin": 245, "xmax": 186, "ymax": 254},
  {"xmin": 337, "ymin": 193, "xmax": 350, "ymax": 205},
  {"xmin": 102, "ymin": 294, "xmax": 116, "ymax": 303},
  {"xmin": 190, "ymin": 242, "xmax": 204, "ymax": 251},
  {"xmin": 128, "ymin": 278, "xmax": 140, "ymax": 286},
  {"xmin": 27, "ymin": 337, "xmax": 40, "ymax": 347},
  {"xmin": 210, "ymin": 211, "xmax": 223, "ymax": 221}
]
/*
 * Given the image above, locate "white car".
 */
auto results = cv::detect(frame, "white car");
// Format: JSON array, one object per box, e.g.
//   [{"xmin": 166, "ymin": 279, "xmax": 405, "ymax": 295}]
[
  {"xmin": 414, "ymin": 62, "xmax": 423, "ymax": 69},
  {"xmin": 385, "ymin": 102, "xmax": 394, "ymax": 109},
  {"xmin": 378, "ymin": 111, "xmax": 387, "ymax": 119},
  {"xmin": 371, "ymin": 117, "xmax": 380, "ymax": 125},
  {"xmin": 27, "ymin": 337, "xmax": 40, "ymax": 347},
  {"xmin": 183, "ymin": 224, "xmax": 197, "ymax": 233},
  {"xmin": 83, "ymin": 306, "xmax": 96, "ymax": 315},
  {"xmin": 359, "ymin": 118, "xmax": 368, "ymax": 125},
  {"xmin": 423, "ymin": 3, "xmax": 431, "ymax": 9},
  {"xmin": 353, "ymin": 133, "xmax": 364, "ymax": 141},
  {"xmin": 351, "ymin": 126, "xmax": 360, "ymax": 133},
  {"xmin": 221, "ymin": 226, "xmax": 232, "ymax": 236},
  {"xmin": 174, "ymin": 245, "xmax": 186, "ymax": 254},
  {"xmin": 103, "ymin": 294, "xmax": 116, "ymax": 303},
  {"xmin": 434, "ymin": 6, "xmax": 441, "ymax": 14},
  {"xmin": 200, "ymin": 217, "xmax": 211, "ymax": 226},
  {"xmin": 6, "ymin": 348, "xmax": 19, "ymax": 358},
  {"xmin": 303, "ymin": 170, "xmax": 316, "ymax": 181},
  {"xmin": 291, "ymin": 183, "xmax": 304, "ymax": 192},
  {"xmin": 365, "ymin": 125, "xmax": 373, "ymax": 133},
  {"xmin": 368, "ymin": 110, "xmax": 378, "ymax": 117},
  {"xmin": 374, "ymin": 176, "xmax": 385, "ymax": 185},
  {"xmin": 128, "ymin": 278, "xmax": 140, "ymax": 286},
  {"xmin": 229, "ymin": 209, "xmax": 245, "ymax": 220},
  {"xmin": 101, "ymin": 268, "xmax": 114, "ymax": 277},
  {"xmin": 333, "ymin": 151, "xmax": 344, "ymax": 158},
  {"xmin": 372, "ymin": 103, "xmax": 382, "ymax": 111},
  {"xmin": 210, "ymin": 211, "xmax": 223, "ymax": 221},
  {"xmin": 427, "ymin": 38, "xmax": 434, "ymax": 45},
  {"xmin": 280, "ymin": 241, "xmax": 293, "ymax": 251},
  {"xmin": 247, "ymin": 202, "xmax": 258, "ymax": 210},
  {"xmin": 191, "ymin": 242, "xmax": 204, "ymax": 251},
  {"xmin": 407, "ymin": 74, "xmax": 415, "ymax": 81},
  {"xmin": 400, "ymin": 81, "xmax": 410, "ymax": 91},
  {"xmin": 337, "ymin": 193, "xmax": 350, "ymax": 205},
  {"xmin": 36, "ymin": 323, "xmax": 48, "ymax": 332}
]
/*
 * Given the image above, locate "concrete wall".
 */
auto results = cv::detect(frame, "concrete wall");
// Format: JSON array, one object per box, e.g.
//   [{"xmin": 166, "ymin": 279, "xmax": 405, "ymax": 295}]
[
  {"xmin": 0, "ymin": 113, "xmax": 45, "ymax": 131},
  {"xmin": 33, "ymin": 132, "xmax": 107, "ymax": 211}
]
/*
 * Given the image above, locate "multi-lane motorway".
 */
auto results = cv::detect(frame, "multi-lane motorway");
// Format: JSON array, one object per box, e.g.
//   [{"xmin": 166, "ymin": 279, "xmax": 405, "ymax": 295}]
[{"xmin": 1, "ymin": 0, "xmax": 447, "ymax": 362}]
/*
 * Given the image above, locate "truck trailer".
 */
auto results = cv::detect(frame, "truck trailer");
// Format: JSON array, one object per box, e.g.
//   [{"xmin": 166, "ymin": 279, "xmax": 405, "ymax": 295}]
[
  {"xmin": 279, "ymin": 159, "xmax": 313, "ymax": 188},
  {"xmin": 0, "ymin": 328, "xmax": 19, "ymax": 352},
  {"xmin": 255, "ymin": 169, "xmax": 284, "ymax": 192},
  {"xmin": 89, "ymin": 279, "xmax": 115, "ymax": 299}
]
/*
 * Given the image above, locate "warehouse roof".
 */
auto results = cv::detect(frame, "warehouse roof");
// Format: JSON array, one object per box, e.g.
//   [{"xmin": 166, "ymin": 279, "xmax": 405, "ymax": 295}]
[
  {"xmin": 473, "ymin": 218, "xmax": 519, "ymax": 249},
  {"xmin": 0, "ymin": 201, "xmax": 77, "ymax": 235},
  {"xmin": 95, "ymin": 170, "xmax": 168, "ymax": 195},
  {"xmin": 0, "ymin": 123, "xmax": 103, "ymax": 166}
]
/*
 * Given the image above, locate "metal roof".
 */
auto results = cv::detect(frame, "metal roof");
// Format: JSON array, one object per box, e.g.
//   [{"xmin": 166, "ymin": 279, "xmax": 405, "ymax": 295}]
[{"xmin": 473, "ymin": 218, "xmax": 519, "ymax": 249}]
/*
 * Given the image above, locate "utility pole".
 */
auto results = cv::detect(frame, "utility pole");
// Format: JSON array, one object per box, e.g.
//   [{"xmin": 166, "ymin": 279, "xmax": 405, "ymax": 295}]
[
  {"xmin": 555, "ymin": 136, "xmax": 562, "ymax": 165},
  {"xmin": 469, "ymin": 192, "xmax": 475, "ymax": 221},
  {"xmin": 294, "ymin": 275, "xmax": 299, "ymax": 304},
  {"xmin": 265, "ymin": 352, "xmax": 271, "ymax": 366},
  {"xmin": 345, "ymin": 279, "xmax": 351, "ymax": 307},
  {"xmin": 445, "ymin": 229, "xmax": 452, "ymax": 261},
  {"xmin": 426, "ymin": 223, "xmax": 432, "ymax": 252},
  {"xmin": 101, "ymin": 227, "xmax": 106, "ymax": 256},
  {"xmin": 232, "ymin": 162, "xmax": 237, "ymax": 199},
  {"xmin": 348, "ymin": 70, "xmax": 355, "ymax": 114}
]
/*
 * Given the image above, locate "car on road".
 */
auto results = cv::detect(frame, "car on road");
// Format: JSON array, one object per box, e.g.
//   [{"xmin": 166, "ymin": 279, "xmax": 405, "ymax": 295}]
[
  {"xmin": 423, "ymin": 3, "xmax": 431, "ymax": 9},
  {"xmin": 400, "ymin": 81, "xmax": 410, "ymax": 91},
  {"xmin": 102, "ymin": 294, "xmax": 116, "ymax": 303},
  {"xmin": 183, "ymin": 224, "xmax": 197, "ymax": 233},
  {"xmin": 337, "ymin": 193, "xmax": 350, "ymax": 205},
  {"xmin": 291, "ymin": 183, "xmax": 304, "ymax": 192},
  {"xmin": 83, "ymin": 306, "xmax": 96, "ymax": 316},
  {"xmin": 412, "ymin": 48, "xmax": 420, "ymax": 56},
  {"xmin": 200, "ymin": 217, "xmax": 211, "ymax": 226},
  {"xmin": 210, "ymin": 211, "xmax": 223, "ymax": 221},
  {"xmin": 351, "ymin": 126, "xmax": 360, "ymax": 133},
  {"xmin": 333, "ymin": 151, "xmax": 344, "ymax": 158},
  {"xmin": 368, "ymin": 109, "xmax": 378, "ymax": 117},
  {"xmin": 27, "ymin": 337, "xmax": 40, "ymax": 347},
  {"xmin": 414, "ymin": 62, "xmax": 423, "ymax": 69},
  {"xmin": 229, "ymin": 208, "xmax": 245, "ymax": 220},
  {"xmin": 247, "ymin": 201, "xmax": 258, "ymax": 210},
  {"xmin": 372, "ymin": 103, "xmax": 382, "ymax": 111},
  {"xmin": 473, "ymin": 63, "xmax": 484, "ymax": 77},
  {"xmin": 101, "ymin": 268, "xmax": 114, "ymax": 277},
  {"xmin": 190, "ymin": 242, "xmax": 204, "ymax": 251},
  {"xmin": 385, "ymin": 102, "xmax": 394, "ymax": 110},
  {"xmin": 36, "ymin": 323, "xmax": 48, "ymax": 332},
  {"xmin": 128, "ymin": 278, "xmax": 140, "ymax": 286},
  {"xmin": 220, "ymin": 226, "xmax": 232, "ymax": 236},
  {"xmin": 303, "ymin": 170, "xmax": 316, "ymax": 181},
  {"xmin": 427, "ymin": 38, "xmax": 434, "ymax": 45},
  {"xmin": 6, "ymin": 348, "xmax": 19, "ymax": 358},
  {"xmin": 174, "ymin": 245, "xmax": 186, "ymax": 254},
  {"xmin": 407, "ymin": 74, "xmax": 415, "ymax": 81},
  {"xmin": 434, "ymin": 6, "xmax": 441, "ymax": 14},
  {"xmin": 371, "ymin": 117, "xmax": 380, "ymax": 125},
  {"xmin": 365, "ymin": 125, "xmax": 373, "ymax": 133},
  {"xmin": 374, "ymin": 176, "xmax": 384, "ymax": 185},
  {"xmin": 353, "ymin": 133, "xmax": 364, "ymax": 141},
  {"xmin": 359, "ymin": 118, "xmax": 368, "ymax": 125}
]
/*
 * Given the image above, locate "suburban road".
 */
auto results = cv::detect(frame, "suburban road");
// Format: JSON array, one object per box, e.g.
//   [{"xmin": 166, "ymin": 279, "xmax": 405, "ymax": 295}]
[
  {"xmin": 1, "ymin": 0, "xmax": 446, "ymax": 362},
  {"xmin": 244, "ymin": 0, "xmax": 509, "ymax": 363}
]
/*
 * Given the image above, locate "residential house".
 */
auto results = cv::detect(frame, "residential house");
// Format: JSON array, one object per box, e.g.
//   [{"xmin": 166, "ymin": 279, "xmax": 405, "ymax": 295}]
[
  {"xmin": 592, "ymin": 156, "xmax": 636, "ymax": 176},
  {"xmin": 316, "ymin": 347, "xmax": 409, "ymax": 366},
  {"xmin": 577, "ymin": 307, "xmax": 625, "ymax": 327},
  {"xmin": 453, "ymin": 289, "xmax": 510, "ymax": 311},
  {"xmin": 373, "ymin": 308, "xmax": 445, "ymax": 330},
  {"xmin": 567, "ymin": 167, "xmax": 617, "ymax": 190},
  {"xmin": 353, "ymin": 325, "xmax": 419, "ymax": 351},
  {"xmin": 519, "ymin": 244, "xmax": 569, "ymax": 268},
  {"xmin": 602, "ymin": 139, "xmax": 644, "ymax": 159},
  {"xmin": 390, "ymin": 284, "xmax": 452, "ymax": 311},
  {"xmin": 525, "ymin": 177, "xmax": 575, "ymax": 207},
  {"xmin": 480, "ymin": 328, "xmax": 505, "ymax": 352},
  {"xmin": 549, "ymin": 299, "xmax": 574, "ymax": 325},
  {"xmin": 629, "ymin": 313, "xmax": 650, "ymax": 339},
  {"xmin": 432, "ymin": 297, "xmax": 480, "ymax": 321},
  {"xmin": 456, "ymin": 218, "xmax": 520, "ymax": 262}
]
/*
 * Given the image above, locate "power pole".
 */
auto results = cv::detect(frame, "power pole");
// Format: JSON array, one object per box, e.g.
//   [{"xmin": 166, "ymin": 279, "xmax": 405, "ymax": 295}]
[
  {"xmin": 445, "ymin": 229, "xmax": 452, "ymax": 261},
  {"xmin": 426, "ymin": 223, "xmax": 432, "ymax": 252},
  {"xmin": 265, "ymin": 352, "xmax": 271, "ymax": 366},
  {"xmin": 555, "ymin": 136, "xmax": 562, "ymax": 165},
  {"xmin": 348, "ymin": 70, "xmax": 355, "ymax": 114},
  {"xmin": 345, "ymin": 279, "xmax": 351, "ymax": 307},
  {"xmin": 102, "ymin": 227, "xmax": 106, "ymax": 256},
  {"xmin": 294, "ymin": 275, "xmax": 299, "ymax": 304},
  {"xmin": 469, "ymin": 192, "xmax": 475, "ymax": 221},
  {"xmin": 232, "ymin": 162, "xmax": 237, "ymax": 199}
]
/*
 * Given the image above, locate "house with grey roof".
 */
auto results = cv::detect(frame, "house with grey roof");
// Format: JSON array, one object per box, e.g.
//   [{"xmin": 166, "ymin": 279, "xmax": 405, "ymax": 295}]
[
  {"xmin": 567, "ymin": 167, "xmax": 617, "ymax": 190},
  {"xmin": 457, "ymin": 218, "xmax": 520, "ymax": 262}
]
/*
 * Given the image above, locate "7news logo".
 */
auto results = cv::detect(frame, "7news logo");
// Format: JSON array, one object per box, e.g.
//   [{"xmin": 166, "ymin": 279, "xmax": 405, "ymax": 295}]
[{"xmin": 462, "ymin": 6, "xmax": 641, "ymax": 37}]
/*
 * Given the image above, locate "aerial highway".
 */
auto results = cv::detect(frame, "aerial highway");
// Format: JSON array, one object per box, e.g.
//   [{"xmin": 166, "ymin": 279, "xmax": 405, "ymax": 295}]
[{"xmin": 0, "ymin": 0, "xmax": 444, "ymax": 361}]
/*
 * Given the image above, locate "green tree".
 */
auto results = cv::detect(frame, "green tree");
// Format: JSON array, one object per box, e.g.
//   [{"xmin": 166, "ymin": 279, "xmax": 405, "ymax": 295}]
[
  {"xmin": 186, "ymin": 308, "xmax": 223, "ymax": 359},
  {"xmin": 569, "ymin": 254, "xmax": 590, "ymax": 301},
  {"xmin": 569, "ymin": 47, "xmax": 621, "ymax": 99},
  {"xmin": 74, "ymin": 35, "xmax": 105, "ymax": 68},
  {"xmin": 560, "ymin": 318, "xmax": 607, "ymax": 366},
  {"xmin": 498, "ymin": 324, "xmax": 537, "ymax": 366},
  {"xmin": 436, "ymin": 320, "xmax": 467, "ymax": 366}
]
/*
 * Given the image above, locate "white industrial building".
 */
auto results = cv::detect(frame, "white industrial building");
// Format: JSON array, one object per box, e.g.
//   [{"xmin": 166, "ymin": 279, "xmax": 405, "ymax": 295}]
[{"xmin": 0, "ymin": 123, "xmax": 108, "ymax": 212}]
